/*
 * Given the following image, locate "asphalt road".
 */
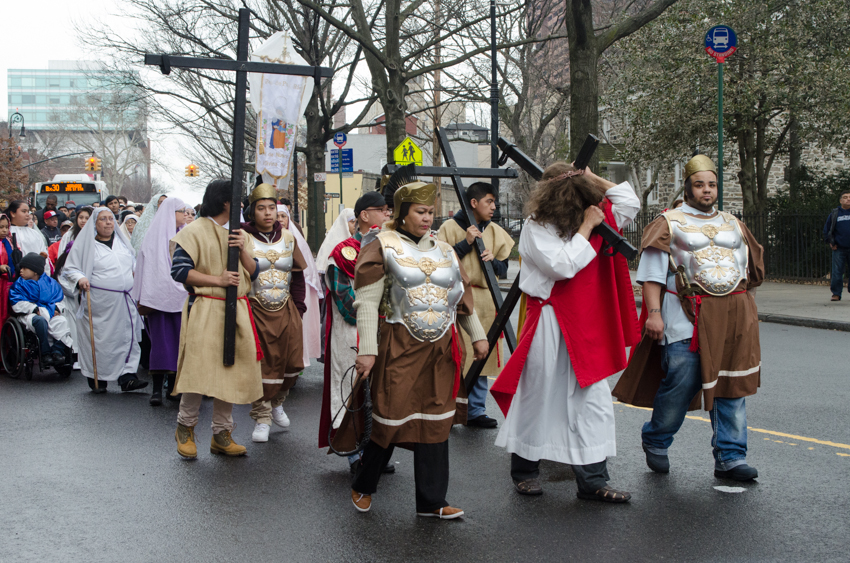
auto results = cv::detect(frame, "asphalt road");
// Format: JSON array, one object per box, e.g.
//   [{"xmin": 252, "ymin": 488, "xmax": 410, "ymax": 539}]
[{"xmin": 1, "ymin": 322, "xmax": 848, "ymax": 562}]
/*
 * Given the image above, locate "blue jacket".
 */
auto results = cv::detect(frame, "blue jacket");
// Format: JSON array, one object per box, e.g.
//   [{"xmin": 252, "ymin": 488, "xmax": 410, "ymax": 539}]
[
  {"xmin": 10, "ymin": 275, "xmax": 65, "ymax": 317},
  {"xmin": 823, "ymin": 207, "xmax": 850, "ymax": 249}
]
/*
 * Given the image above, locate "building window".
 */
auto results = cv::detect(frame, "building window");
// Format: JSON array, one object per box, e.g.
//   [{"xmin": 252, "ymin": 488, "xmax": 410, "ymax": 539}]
[
  {"xmin": 49, "ymin": 78, "xmax": 60, "ymax": 87},
  {"xmin": 9, "ymin": 77, "xmax": 21, "ymax": 87},
  {"xmin": 50, "ymin": 97, "xmax": 60, "ymax": 104},
  {"xmin": 22, "ymin": 95, "xmax": 35, "ymax": 104}
]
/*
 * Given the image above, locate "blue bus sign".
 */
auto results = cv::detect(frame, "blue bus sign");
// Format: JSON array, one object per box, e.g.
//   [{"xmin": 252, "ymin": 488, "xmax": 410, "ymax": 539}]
[
  {"xmin": 333, "ymin": 132, "xmax": 347, "ymax": 148},
  {"xmin": 705, "ymin": 25, "xmax": 737, "ymax": 63}
]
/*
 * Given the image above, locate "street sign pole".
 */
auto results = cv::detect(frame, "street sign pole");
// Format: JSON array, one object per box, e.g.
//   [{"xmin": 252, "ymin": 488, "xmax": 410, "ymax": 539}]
[
  {"xmin": 717, "ymin": 61, "xmax": 724, "ymax": 210},
  {"xmin": 705, "ymin": 25, "xmax": 736, "ymax": 212}
]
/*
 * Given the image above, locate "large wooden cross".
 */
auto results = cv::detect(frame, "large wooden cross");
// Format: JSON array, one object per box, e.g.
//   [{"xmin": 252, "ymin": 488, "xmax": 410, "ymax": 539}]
[{"xmin": 145, "ymin": 8, "xmax": 333, "ymax": 365}]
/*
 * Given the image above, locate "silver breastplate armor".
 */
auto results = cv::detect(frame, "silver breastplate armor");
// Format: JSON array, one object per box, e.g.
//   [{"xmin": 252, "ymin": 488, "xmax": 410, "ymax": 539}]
[
  {"xmin": 249, "ymin": 234, "xmax": 295, "ymax": 311},
  {"xmin": 664, "ymin": 210, "xmax": 749, "ymax": 296},
  {"xmin": 379, "ymin": 231, "xmax": 465, "ymax": 342}
]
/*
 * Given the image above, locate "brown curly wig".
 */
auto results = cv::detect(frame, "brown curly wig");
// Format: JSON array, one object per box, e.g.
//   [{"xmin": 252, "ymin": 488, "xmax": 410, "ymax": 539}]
[{"xmin": 524, "ymin": 162, "xmax": 608, "ymax": 238}]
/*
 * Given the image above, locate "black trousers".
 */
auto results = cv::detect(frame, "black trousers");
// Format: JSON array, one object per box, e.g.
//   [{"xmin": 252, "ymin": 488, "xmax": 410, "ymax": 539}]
[
  {"xmin": 353, "ymin": 440, "xmax": 450, "ymax": 513},
  {"xmin": 511, "ymin": 453, "xmax": 610, "ymax": 495}
]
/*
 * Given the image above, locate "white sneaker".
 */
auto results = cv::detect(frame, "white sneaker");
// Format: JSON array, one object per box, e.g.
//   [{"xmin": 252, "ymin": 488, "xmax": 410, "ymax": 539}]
[
  {"xmin": 252, "ymin": 422, "xmax": 270, "ymax": 442},
  {"xmin": 271, "ymin": 406, "xmax": 290, "ymax": 429}
]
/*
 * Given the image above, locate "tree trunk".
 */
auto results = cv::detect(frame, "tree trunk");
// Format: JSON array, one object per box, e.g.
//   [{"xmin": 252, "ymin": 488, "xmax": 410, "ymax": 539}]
[
  {"xmin": 384, "ymin": 69, "xmax": 408, "ymax": 163},
  {"xmin": 736, "ymin": 115, "xmax": 758, "ymax": 214},
  {"xmin": 788, "ymin": 113, "xmax": 801, "ymax": 201},
  {"xmin": 565, "ymin": 0, "xmax": 599, "ymax": 169},
  {"xmin": 305, "ymin": 91, "xmax": 326, "ymax": 251}
]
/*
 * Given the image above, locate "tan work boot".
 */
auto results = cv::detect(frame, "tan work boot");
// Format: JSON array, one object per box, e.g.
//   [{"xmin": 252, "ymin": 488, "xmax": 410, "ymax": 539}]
[
  {"xmin": 175, "ymin": 424, "xmax": 197, "ymax": 459},
  {"xmin": 210, "ymin": 430, "xmax": 247, "ymax": 456}
]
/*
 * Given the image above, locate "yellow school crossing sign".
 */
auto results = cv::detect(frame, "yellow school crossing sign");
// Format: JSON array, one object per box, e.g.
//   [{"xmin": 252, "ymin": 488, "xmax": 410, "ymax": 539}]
[{"xmin": 393, "ymin": 137, "xmax": 423, "ymax": 166}]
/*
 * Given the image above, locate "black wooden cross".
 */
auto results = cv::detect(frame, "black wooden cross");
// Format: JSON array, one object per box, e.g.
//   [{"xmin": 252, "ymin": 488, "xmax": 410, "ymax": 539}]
[{"xmin": 145, "ymin": 8, "xmax": 333, "ymax": 365}]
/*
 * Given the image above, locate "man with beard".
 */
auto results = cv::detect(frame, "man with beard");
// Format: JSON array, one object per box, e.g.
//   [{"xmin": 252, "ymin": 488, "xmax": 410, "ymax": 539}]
[{"xmin": 613, "ymin": 155, "xmax": 765, "ymax": 482}]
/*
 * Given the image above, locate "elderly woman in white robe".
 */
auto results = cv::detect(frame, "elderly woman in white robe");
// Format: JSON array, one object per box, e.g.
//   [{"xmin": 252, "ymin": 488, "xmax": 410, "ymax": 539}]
[{"xmin": 61, "ymin": 207, "xmax": 146, "ymax": 394}]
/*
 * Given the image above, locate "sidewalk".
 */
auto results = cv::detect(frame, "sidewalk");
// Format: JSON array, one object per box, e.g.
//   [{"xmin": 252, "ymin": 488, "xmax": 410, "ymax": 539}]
[{"xmin": 500, "ymin": 260, "xmax": 850, "ymax": 332}]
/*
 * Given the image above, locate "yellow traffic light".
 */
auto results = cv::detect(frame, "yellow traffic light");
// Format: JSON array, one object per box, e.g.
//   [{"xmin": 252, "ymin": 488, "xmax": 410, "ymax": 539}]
[
  {"xmin": 94, "ymin": 158, "xmax": 102, "ymax": 172},
  {"xmin": 185, "ymin": 164, "xmax": 198, "ymax": 177},
  {"xmin": 85, "ymin": 157, "xmax": 97, "ymax": 172}
]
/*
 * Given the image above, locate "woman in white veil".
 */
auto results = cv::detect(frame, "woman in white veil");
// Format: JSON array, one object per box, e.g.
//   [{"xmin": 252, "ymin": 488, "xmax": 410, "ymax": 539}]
[
  {"xmin": 316, "ymin": 209, "xmax": 355, "ymax": 274},
  {"xmin": 279, "ymin": 205, "xmax": 322, "ymax": 367}
]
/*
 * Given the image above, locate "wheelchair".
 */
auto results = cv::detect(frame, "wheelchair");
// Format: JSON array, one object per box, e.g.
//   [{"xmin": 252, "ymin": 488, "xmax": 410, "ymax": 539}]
[{"xmin": 0, "ymin": 315, "xmax": 74, "ymax": 380}]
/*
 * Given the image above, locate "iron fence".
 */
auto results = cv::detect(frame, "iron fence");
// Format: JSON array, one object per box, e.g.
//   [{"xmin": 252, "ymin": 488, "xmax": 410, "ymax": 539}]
[{"xmin": 436, "ymin": 210, "xmax": 838, "ymax": 283}]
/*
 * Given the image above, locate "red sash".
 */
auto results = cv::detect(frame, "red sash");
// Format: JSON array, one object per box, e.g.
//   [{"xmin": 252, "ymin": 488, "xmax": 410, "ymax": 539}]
[
  {"xmin": 490, "ymin": 202, "xmax": 640, "ymax": 416},
  {"xmin": 330, "ymin": 238, "xmax": 361, "ymax": 278}
]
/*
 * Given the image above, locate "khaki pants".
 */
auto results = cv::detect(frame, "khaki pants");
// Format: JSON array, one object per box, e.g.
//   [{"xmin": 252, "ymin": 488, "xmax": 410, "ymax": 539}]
[
  {"xmin": 249, "ymin": 387, "xmax": 290, "ymax": 425},
  {"xmin": 177, "ymin": 393, "xmax": 234, "ymax": 434}
]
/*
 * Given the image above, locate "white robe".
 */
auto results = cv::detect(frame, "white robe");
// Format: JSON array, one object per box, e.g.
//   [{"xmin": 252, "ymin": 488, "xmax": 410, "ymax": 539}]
[
  {"xmin": 61, "ymin": 239, "xmax": 142, "ymax": 380},
  {"xmin": 56, "ymin": 231, "xmax": 80, "ymax": 352},
  {"xmin": 11, "ymin": 226, "xmax": 49, "ymax": 273},
  {"xmin": 494, "ymin": 183, "xmax": 641, "ymax": 466},
  {"xmin": 326, "ymin": 266, "xmax": 359, "ymax": 429}
]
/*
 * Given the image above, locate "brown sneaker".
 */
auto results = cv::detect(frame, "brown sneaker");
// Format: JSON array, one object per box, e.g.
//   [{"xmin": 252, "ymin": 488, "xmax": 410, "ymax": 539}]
[
  {"xmin": 210, "ymin": 430, "xmax": 247, "ymax": 456},
  {"xmin": 175, "ymin": 424, "xmax": 197, "ymax": 459},
  {"xmin": 351, "ymin": 490, "xmax": 372, "ymax": 513},
  {"xmin": 417, "ymin": 506, "xmax": 464, "ymax": 520}
]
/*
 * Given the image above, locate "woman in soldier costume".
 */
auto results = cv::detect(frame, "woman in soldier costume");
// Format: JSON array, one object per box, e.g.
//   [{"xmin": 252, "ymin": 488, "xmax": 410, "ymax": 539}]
[
  {"xmin": 241, "ymin": 183, "xmax": 308, "ymax": 443},
  {"xmin": 343, "ymin": 165, "xmax": 489, "ymax": 520}
]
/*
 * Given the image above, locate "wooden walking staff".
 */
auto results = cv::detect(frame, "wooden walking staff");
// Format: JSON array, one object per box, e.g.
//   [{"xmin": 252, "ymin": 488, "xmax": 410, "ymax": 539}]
[
  {"xmin": 86, "ymin": 289, "xmax": 98, "ymax": 389},
  {"xmin": 144, "ymin": 8, "xmax": 333, "ymax": 365}
]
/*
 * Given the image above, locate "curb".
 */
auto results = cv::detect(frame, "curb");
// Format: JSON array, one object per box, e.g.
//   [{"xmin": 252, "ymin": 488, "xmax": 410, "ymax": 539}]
[{"xmin": 500, "ymin": 284, "xmax": 850, "ymax": 332}]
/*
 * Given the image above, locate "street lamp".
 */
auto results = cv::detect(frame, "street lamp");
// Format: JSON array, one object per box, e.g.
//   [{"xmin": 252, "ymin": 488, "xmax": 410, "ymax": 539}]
[{"xmin": 8, "ymin": 112, "xmax": 26, "ymax": 140}]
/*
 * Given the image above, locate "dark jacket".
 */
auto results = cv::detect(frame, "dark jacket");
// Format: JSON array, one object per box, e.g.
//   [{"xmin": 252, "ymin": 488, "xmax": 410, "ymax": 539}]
[
  {"xmin": 823, "ymin": 207, "xmax": 850, "ymax": 249},
  {"xmin": 41, "ymin": 226, "xmax": 62, "ymax": 246}
]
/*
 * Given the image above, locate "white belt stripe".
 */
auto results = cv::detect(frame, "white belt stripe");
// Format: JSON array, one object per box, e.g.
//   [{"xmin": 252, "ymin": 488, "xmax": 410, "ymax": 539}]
[
  {"xmin": 262, "ymin": 379, "xmax": 285, "ymax": 384},
  {"xmin": 372, "ymin": 410, "xmax": 456, "ymax": 427},
  {"xmin": 702, "ymin": 364, "xmax": 761, "ymax": 390},
  {"xmin": 455, "ymin": 398, "xmax": 468, "ymax": 404}
]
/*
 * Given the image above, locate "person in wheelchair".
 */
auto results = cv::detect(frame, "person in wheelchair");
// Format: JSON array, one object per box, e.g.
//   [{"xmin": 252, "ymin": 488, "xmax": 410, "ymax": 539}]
[{"xmin": 9, "ymin": 253, "xmax": 73, "ymax": 368}]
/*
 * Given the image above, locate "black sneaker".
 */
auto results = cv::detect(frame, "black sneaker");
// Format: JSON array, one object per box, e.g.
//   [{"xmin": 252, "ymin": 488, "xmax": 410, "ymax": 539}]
[
  {"xmin": 52, "ymin": 353, "xmax": 66, "ymax": 366},
  {"xmin": 40, "ymin": 355, "xmax": 55, "ymax": 368},
  {"xmin": 120, "ymin": 379, "xmax": 149, "ymax": 392},
  {"xmin": 466, "ymin": 415, "xmax": 498, "ymax": 428},
  {"xmin": 714, "ymin": 464, "xmax": 758, "ymax": 481}
]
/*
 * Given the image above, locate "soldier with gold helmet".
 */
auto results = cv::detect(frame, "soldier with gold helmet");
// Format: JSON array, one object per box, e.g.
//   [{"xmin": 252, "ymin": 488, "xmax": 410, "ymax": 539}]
[
  {"xmin": 241, "ymin": 182, "xmax": 309, "ymax": 444},
  {"xmin": 339, "ymin": 165, "xmax": 489, "ymax": 519},
  {"xmin": 613, "ymin": 154, "xmax": 765, "ymax": 482}
]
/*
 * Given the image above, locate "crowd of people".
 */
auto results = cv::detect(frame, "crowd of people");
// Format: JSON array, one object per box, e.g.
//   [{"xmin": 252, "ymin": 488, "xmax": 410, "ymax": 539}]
[{"xmin": 1, "ymin": 152, "xmax": 766, "ymax": 520}]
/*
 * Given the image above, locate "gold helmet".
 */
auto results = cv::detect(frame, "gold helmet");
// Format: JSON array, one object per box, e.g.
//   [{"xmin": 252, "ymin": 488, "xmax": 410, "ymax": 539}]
[
  {"xmin": 382, "ymin": 164, "xmax": 437, "ymax": 219},
  {"xmin": 248, "ymin": 182, "xmax": 277, "ymax": 204},
  {"xmin": 684, "ymin": 155, "xmax": 717, "ymax": 181}
]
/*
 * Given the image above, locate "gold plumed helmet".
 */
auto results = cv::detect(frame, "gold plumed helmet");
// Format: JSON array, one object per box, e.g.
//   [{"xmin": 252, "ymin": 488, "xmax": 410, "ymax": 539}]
[
  {"xmin": 382, "ymin": 164, "xmax": 437, "ymax": 219},
  {"xmin": 684, "ymin": 155, "xmax": 717, "ymax": 182},
  {"xmin": 249, "ymin": 182, "xmax": 277, "ymax": 204}
]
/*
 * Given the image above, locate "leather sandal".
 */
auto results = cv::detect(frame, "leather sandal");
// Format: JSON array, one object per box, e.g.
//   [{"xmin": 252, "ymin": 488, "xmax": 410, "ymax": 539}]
[
  {"xmin": 576, "ymin": 485, "xmax": 631, "ymax": 503},
  {"xmin": 513, "ymin": 479, "xmax": 543, "ymax": 496}
]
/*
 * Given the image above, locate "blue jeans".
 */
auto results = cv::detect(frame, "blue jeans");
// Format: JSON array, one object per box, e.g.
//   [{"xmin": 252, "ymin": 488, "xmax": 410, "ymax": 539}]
[
  {"xmin": 831, "ymin": 247, "xmax": 850, "ymax": 298},
  {"xmin": 467, "ymin": 376, "xmax": 489, "ymax": 419},
  {"xmin": 31, "ymin": 316, "xmax": 68, "ymax": 357},
  {"xmin": 641, "ymin": 339, "xmax": 748, "ymax": 470}
]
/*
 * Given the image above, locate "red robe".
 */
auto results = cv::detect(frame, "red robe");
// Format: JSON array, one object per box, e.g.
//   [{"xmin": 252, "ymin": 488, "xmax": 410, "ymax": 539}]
[{"xmin": 490, "ymin": 202, "xmax": 641, "ymax": 416}]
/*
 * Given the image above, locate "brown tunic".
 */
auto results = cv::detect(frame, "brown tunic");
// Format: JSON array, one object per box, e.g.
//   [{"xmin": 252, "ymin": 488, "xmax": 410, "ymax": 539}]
[
  {"xmin": 612, "ymin": 213, "xmax": 765, "ymax": 411},
  {"xmin": 247, "ymin": 235, "xmax": 308, "ymax": 402},
  {"xmin": 332, "ymin": 233, "xmax": 475, "ymax": 451}
]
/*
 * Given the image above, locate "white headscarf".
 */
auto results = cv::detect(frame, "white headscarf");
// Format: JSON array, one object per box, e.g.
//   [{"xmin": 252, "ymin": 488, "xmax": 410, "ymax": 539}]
[
  {"xmin": 316, "ymin": 208, "xmax": 355, "ymax": 274},
  {"xmin": 131, "ymin": 198, "xmax": 188, "ymax": 312},
  {"xmin": 279, "ymin": 205, "xmax": 320, "ymax": 292},
  {"xmin": 119, "ymin": 215, "xmax": 138, "ymax": 241},
  {"xmin": 131, "ymin": 193, "xmax": 167, "ymax": 252},
  {"xmin": 64, "ymin": 207, "xmax": 134, "ymax": 285}
]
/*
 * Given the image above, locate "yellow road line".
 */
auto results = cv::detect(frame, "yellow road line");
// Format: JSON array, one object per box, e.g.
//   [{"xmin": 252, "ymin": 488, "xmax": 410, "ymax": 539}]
[{"xmin": 613, "ymin": 401, "xmax": 850, "ymax": 451}]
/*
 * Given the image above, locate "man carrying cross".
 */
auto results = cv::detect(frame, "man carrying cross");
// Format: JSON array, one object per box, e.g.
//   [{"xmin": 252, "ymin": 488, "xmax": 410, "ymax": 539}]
[{"xmin": 438, "ymin": 182, "xmax": 513, "ymax": 428}]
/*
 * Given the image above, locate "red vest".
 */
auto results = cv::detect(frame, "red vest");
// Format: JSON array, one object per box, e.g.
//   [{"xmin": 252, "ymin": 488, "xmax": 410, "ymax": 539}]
[{"xmin": 490, "ymin": 202, "xmax": 641, "ymax": 416}]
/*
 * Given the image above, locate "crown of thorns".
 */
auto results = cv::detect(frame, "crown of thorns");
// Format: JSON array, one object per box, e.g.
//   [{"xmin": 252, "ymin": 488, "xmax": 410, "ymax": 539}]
[{"xmin": 550, "ymin": 168, "xmax": 585, "ymax": 182}]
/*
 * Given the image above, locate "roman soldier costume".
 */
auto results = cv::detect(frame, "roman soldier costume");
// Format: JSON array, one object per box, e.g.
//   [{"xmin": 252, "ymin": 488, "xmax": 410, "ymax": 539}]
[
  {"xmin": 613, "ymin": 155, "xmax": 765, "ymax": 480},
  {"xmin": 242, "ymin": 183, "xmax": 308, "ymax": 439}
]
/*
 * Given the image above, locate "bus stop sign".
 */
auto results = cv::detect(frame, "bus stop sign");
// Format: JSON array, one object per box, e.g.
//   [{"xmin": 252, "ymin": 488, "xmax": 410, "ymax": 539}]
[{"xmin": 705, "ymin": 25, "xmax": 737, "ymax": 63}]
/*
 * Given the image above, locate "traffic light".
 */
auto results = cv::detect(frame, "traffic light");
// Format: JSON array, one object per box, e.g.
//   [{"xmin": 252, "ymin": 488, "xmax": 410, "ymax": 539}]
[
  {"xmin": 185, "ymin": 164, "xmax": 199, "ymax": 177},
  {"xmin": 94, "ymin": 158, "xmax": 102, "ymax": 172},
  {"xmin": 85, "ymin": 157, "xmax": 96, "ymax": 172}
]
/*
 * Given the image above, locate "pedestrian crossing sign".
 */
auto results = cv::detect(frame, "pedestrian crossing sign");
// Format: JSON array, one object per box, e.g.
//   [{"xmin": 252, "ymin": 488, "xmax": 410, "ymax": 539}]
[{"xmin": 393, "ymin": 137, "xmax": 423, "ymax": 166}]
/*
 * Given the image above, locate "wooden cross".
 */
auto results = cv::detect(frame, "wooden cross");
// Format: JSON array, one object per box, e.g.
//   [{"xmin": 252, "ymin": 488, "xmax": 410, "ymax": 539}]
[{"xmin": 145, "ymin": 8, "xmax": 333, "ymax": 365}]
